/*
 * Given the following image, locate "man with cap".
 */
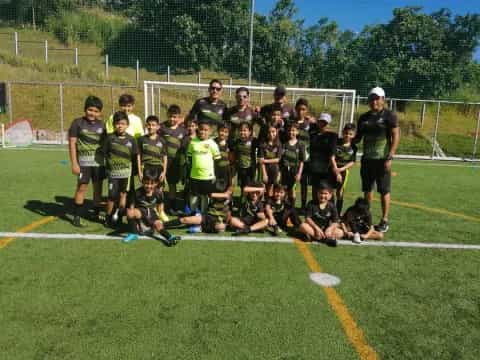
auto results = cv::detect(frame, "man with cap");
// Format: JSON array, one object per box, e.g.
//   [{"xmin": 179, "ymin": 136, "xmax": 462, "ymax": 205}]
[
  {"xmin": 259, "ymin": 85, "xmax": 296, "ymax": 126},
  {"xmin": 309, "ymin": 112, "xmax": 338, "ymax": 200},
  {"xmin": 354, "ymin": 86, "xmax": 400, "ymax": 233}
]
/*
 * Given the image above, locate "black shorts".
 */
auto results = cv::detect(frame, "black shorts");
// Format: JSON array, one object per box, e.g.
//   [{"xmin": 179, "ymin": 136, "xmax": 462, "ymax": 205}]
[
  {"xmin": 190, "ymin": 178, "xmax": 216, "ymax": 196},
  {"xmin": 166, "ymin": 157, "xmax": 181, "ymax": 185},
  {"xmin": 108, "ymin": 177, "xmax": 130, "ymax": 200},
  {"xmin": 301, "ymin": 162, "xmax": 310, "ymax": 185},
  {"xmin": 78, "ymin": 166, "xmax": 105, "ymax": 185},
  {"xmin": 237, "ymin": 167, "xmax": 255, "ymax": 189},
  {"xmin": 143, "ymin": 164, "xmax": 163, "ymax": 181},
  {"xmin": 201, "ymin": 214, "xmax": 227, "ymax": 233},
  {"xmin": 215, "ymin": 167, "xmax": 232, "ymax": 192},
  {"xmin": 360, "ymin": 159, "xmax": 391, "ymax": 195},
  {"xmin": 239, "ymin": 216, "xmax": 258, "ymax": 227},
  {"xmin": 280, "ymin": 167, "xmax": 298, "ymax": 190},
  {"xmin": 274, "ymin": 208, "xmax": 300, "ymax": 229},
  {"xmin": 139, "ymin": 207, "xmax": 160, "ymax": 227},
  {"xmin": 310, "ymin": 172, "xmax": 336, "ymax": 189},
  {"xmin": 264, "ymin": 165, "xmax": 280, "ymax": 185}
]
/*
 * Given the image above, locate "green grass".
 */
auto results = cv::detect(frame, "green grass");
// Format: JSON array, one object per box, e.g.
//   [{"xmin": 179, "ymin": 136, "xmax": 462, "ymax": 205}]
[{"xmin": 0, "ymin": 149, "xmax": 479, "ymax": 359}]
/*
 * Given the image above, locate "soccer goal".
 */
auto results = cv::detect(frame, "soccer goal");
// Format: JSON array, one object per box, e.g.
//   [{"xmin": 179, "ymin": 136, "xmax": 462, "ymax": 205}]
[
  {"xmin": 143, "ymin": 81, "xmax": 356, "ymax": 133},
  {"xmin": 1, "ymin": 119, "xmax": 34, "ymax": 148}
]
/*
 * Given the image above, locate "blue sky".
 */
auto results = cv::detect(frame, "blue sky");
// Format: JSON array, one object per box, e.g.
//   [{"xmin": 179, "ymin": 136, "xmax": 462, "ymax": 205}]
[{"xmin": 255, "ymin": 0, "xmax": 480, "ymax": 59}]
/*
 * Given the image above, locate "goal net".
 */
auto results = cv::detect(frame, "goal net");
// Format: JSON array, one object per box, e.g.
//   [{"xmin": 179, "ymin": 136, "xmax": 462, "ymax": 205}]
[{"xmin": 143, "ymin": 81, "xmax": 356, "ymax": 133}]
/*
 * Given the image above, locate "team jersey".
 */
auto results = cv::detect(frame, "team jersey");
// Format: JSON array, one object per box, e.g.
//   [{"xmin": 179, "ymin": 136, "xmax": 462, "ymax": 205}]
[
  {"xmin": 257, "ymin": 120, "xmax": 286, "ymax": 144},
  {"xmin": 293, "ymin": 119, "xmax": 312, "ymax": 161},
  {"xmin": 309, "ymin": 128, "xmax": 337, "ymax": 174},
  {"xmin": 105, "ymin": 113, "xmax": 144, "ymax": 138},
  {"xmin": 207, "ymin": 197, "xmax": 231, "ymax": 222},
  {"xmin": 187, "ymin": 137, "xmax": 221, "ymax": 180},
  {"xmin": 281, "ymin": 141, "xmax": 305, "ymax": 170},
  {"xmin": 258, "ymin": 140, "xmax": 282, "ymax": 166},
  {"xmin": 342, "ymin": 206, "xmax": 372, "ymax": 234},
  {"xmin": 159, "ymin": 123, "xmax": 187, "ymax": 161},
  {"xmin": 266, "ymin": 198, "xmax": 292, "ymax": 216},
  {"xmin": 260, "ymin": 103, "xmax": 296, "ymax": 123},
  {"xmin": 138, "ymin": 135, "xmax": 167, "ymax": 167},
  {"xmin": 240, "ymin": 198, "xmax": 265, "ymax": 218},
  {"xmin": 355, "ymin": 109, "xmax": 398, "ymax": 160},
  {"xmin": 135, "ymin": 187, "xmax": 164, "ymax": 212},
  {"xmin": 306, "ymin": 200, "xmax": 339, "ymax": 229},
  {"xmin": 68, "ymin": 117, "xmax": 106, "ymax": 167},
  {"xmin": 189, "ymin": 97, "xmax": 227, "ymax": 127},
  {"xmin": 223, "ymin": 105, "xmax": 259, "ymax": 142},
  {"xmin": 334, "ymin": 138, "xmax": 357, "ymax": 168},
  {"xmin": 215, "ymin": 138, "xmax": 231, "ymax": 170},
  {"xmin": 232, "ymin": 137, "xmax": 258, "ymax": 169},
  {"xmin": 104, "ymin": 133, "xmax": 138, "ymax": 179}
]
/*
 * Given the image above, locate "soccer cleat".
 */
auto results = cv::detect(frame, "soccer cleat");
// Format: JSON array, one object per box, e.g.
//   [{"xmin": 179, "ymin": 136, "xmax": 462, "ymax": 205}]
[
  {"xmin": 72, "ymin": 215, "xmax": 85, "ymax": 227},
  {"xmin": 122, "ymin": 233, "xmax": 138, "ymax": 243},
  {"xmin": 352, "ymin": 232, "xmax": 362, "ymax": 244},
  {"xmin": 324, "ymin": 238, "xmax": 338, "ymax": 247},
  {"xmin": 234, "ymin": 227, "xmax": 250, "ymax": 236},
  {"xmin": 167, "ymin": 235, "xmax": 181, "ymax": 246},
  {"xmin": 375, "ymin": 219, "xmax": 389, "ymax": 233}
]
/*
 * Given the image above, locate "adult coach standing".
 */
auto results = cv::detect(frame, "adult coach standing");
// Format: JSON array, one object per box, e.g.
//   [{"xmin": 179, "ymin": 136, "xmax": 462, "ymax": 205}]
[
  {"xmin": 260, "ymin": 85, "xmax": 296, "ymax": 125},
  {"xmin": 354, "ymin": 87, "xmax": 400, "ymax": 233},
  {"xmin": 187, "ymin": 79, "xmax": 227, "ymax": 132}
]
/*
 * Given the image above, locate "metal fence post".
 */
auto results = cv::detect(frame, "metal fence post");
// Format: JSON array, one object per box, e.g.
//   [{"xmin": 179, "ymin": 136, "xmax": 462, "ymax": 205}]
[
  {"xmin": 323, "ymin": 94, "xmax": 327, "ymax": 107},
  {"xmin": 14, "ymin": 32, "xmax": 19, "ymax": 56},
  {"xmin": 229, "ymin": 78, "xmax": 233, "ymax": 99},
  {"xmin": 167, "ymin": 66, "xmax": 170, "ymax": 82},
  {"xmin": 356, "ymin": 95, "xmax": 360, "ymax": 110},
  {"xmin": 260, "ymin": 83, "xmax": 264, "ymax": 105},
  {"xmin": 420, "ymin": 103, "xmax": 426, "ymax": 128},
  {"xmin": 59, "ymin": 83, "xmax": 65, "ymax": 145},
  {"xmin": 136, "ymin": 60, "xmax": 140, "ymax": 85},
  {"xmin": 44, "ymin": 40, "xmax": 48, "ymax": 64},
  {"xmin": 105, "ymin": 55, "xmax": 109, "ymax": 79},
  {"xmin": 7, "ymin": 81, "xmax": 12, "ymax": 123},
  {"xmin": 74, "ymin": 48, "xmax": 78, "ymax": 66},
  {"xmin": 339, "ymin": 93, "xmax": 346, "ymax": 132},
  {"xmin": 431, "ymin": 102, "xmax": 441, "ymax": 159},
  {"xmin": 110, "ymin": 85, "xmax": 114, "ymax": 114},
  {"xmin": 473, "ymin": 110, "xmax": 480, "ymax": 161}
]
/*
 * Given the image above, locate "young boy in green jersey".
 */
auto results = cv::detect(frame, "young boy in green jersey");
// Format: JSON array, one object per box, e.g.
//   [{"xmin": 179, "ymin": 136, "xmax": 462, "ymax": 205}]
[
  {"xmin": 230, "ymin": 183, "xmax": 269, "ymax": 235},
  {"xmin": 104, "ymin": 111, "xmax": 139, "ymax": 227},
  {"xmin": 68, "ymin": 96, "xmax": 106, "ymax": 227},
  {"xmin": 160, "ymin": 104, "xmax": 187, "ymax": 213},
  {"xmin": 332, "ymin": 123, "xmax": 357, "ymax": 214},
  {"xmin": 138, "ymin": 115, "xmax": 167, "ymax": 184},
  {"xmin": 280, "ymin": 123, "xmax": 305, "ymax": 205},
  {"xmin": 124, "ymin": 168, "xmax": 180, "ymax": 246},
  {"xmin": 299, "ymin": 182, "xmax": 344, "ymax": 247}
]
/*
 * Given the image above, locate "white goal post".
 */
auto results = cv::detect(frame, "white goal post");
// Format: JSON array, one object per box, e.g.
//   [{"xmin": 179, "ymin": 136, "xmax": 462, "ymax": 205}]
[{"xmin": 143, "ymin": 81, "xmax": 356, "ymax": 133}]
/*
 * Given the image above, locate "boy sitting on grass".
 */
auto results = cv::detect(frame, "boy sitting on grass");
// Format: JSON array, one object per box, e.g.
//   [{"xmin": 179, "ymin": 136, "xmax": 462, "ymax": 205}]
[
  {"xmin": 341, "ymin": 197, "xmax": 383, "ymax": 243},
  {"xmin": 124, "ymin": 168, "xmax": 180, "ymax": 246},
  {"xmin": 68, "ymin": 95, "xmax": 106, "ymax": 227},
  {"xmin": 264, "ymin": 184, "xmax": 301, "ymax": 236},
  {"xmin": 299, "ymin": 182, "xmax": 344, "ymax": 247},
  {"xmin": 230, "ymin": 183, "xmax": 269, "ymax": 235}
]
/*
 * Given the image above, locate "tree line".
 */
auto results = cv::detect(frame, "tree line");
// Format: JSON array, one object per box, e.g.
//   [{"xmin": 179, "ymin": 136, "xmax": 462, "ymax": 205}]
[{"xmin": 1, "ymin": 0, "xmax": 480, "ymax": 98}]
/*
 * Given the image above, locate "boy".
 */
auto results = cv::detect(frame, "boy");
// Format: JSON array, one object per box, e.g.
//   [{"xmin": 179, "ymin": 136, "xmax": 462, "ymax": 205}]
[
  {"xmin": 341, "ymin": 197, "xmax": 383, "ymax": 243},
  {"xmin": 187, "ymin": 120, "xmax": 221, "ymax": 214},
  {"xmin": 258, "ymin": 104, "xmax": 286, "ymax": 143},
  {"xmin": 332, "ymin": 123, "xmax": 357, "ymax": 214},
  {"xmin": 231, "ymin": 122, "xmax": 259, "ymax": 195},
  {"xmin": 230, "ymin": 183, "xmax": 269, "ymax": 235},
  {"xmin": 280, "ymin": 123, "xmax": 305, "ymax": 205},
  {"xmin": 105, "ymin": 93, "xmax": 144, "ymax": 138},
  {"xmin": 163, "ymin": 189, "xmax": 232, "ymax": 234},
  {"xmin": 214, "ymin": 123, "xmax": 233, "ymax": 194},
  {"xmin": 124, "ymin": 168, "xmax": 180, "ymax": 246},
  {"xmin": 265, "ymin": 184, "xmax": 301, "ymax": 236},
  {"xmin": 160, "ymin": 104, "xmax": 187, "ymax": 212},
  {"xmin": 299, "ymin": 182, "xmax": 343, "ymax": 246},
  {"xmin": 68, "ymin": 95, "xmax": 106, "ymax": 227},
  {"xmin": 104, "ymin": 111, "xmax": 139, "ymax": 227},
  {"xmin": 137, "ymin": 115, "xmax": 167, "ymax": 184},
  {"xmin": 178, "ymin": 118, "xmax": 198, "ymax": 214}
]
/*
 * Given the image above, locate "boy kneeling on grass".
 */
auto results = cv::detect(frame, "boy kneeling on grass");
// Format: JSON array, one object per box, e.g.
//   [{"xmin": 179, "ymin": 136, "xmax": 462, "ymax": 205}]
[
  {"xmin": 341, "ymin": 197, "xmax": 383, "ymax": 244},
  {"xmin": 299, "ymin": 182, "xmax": 344, "ymax": 247},
  {"xmin": 230, "ymin": 183, "xmax": 269, "ymax": 235},
  {"xmin": 124, "ymin": 168, "xmax": 180, "ymax": 246}
]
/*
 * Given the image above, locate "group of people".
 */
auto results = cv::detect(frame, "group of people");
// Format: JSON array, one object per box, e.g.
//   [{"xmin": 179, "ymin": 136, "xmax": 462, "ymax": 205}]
[{"xmin": 68, "ymin": 80, "xmax": 399, "ymax": 246}]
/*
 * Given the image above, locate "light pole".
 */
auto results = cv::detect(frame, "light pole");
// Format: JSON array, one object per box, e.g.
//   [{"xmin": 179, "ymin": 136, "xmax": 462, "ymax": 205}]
[{"xmin": 248, "ymin": 0, "xmax": 255, "ymax": 87}]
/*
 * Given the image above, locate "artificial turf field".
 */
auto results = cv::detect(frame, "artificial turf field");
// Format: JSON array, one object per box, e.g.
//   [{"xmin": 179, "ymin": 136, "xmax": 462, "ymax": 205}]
[{"xmin": 0, "ymin": 148, "xmax": 479, "ymax": 359}]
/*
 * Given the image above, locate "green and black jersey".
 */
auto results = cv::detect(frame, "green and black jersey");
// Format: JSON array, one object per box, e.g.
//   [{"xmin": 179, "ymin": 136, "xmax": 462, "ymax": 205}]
[
  {"xmin": 309, "ymin": 128, "xmax": 337, "ymax": 174},
  {"xmin": 159, "ymin": 123, "xmax": 187, "ymax": 162},
  {"xmin": 233, "ymin": 137, "xmax": 259, "ymax": 169},
  {"xmin": 207, "ymin": 197, "xmax": 231, "ymax": 223},
  {"xmin": 342, "ymin": 205, "xmax": 372, "ymax": 235},
  {"xmin": 138, "ymin": 135, "xmax": 167, "ymax": 167},
  {"xmin": 241, "ymin": 199, "xmax": 264, "ymax": 218},
  {"xmin": 259, "ymin": 140, "xmax": 282, "ymax": 171},
  {"xmin": 189, "ymin": 97, "xmax": 227, "ymax": 128},
  {"xmin": 355, "ymin": 109, "xmax": 398, "ymax": 160},
  {"xmin": 294, "ymin": 119, "xmax": 312, "ymax": 162},
  {"xmin": 260, "ymin": 103, "xmax": 296, "ymax": 123},
  {"xmin": 306, "ymin": 200, "xmax": 339, "ymax": 230},
  {"xmin": 104, "ymin": 133, "xmax": 138, "ymax": 179},
  {"xmin": 281, "ymin": 141, "xmax": 305, "ymax": 170},
  {"xmin": 68, "ymin": 117, "xmax": 106, "ymax": 167},
  {"xmin": 135, "ymin": 187, "xmax": 164, "ymax": 212},
  {"xmin": 334, "ymin": 138, "xmax": 357, "ymax": 168}
]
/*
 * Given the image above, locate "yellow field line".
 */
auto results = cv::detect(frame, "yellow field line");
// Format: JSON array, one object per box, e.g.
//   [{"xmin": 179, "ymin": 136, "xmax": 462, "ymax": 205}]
[
  {"xmin": 294, "ymin": 239, "xmax": 378, "ymax": 360},
  {"xmin": 0, "ymin": 216, "xmax": 56, "ymax": 249}
]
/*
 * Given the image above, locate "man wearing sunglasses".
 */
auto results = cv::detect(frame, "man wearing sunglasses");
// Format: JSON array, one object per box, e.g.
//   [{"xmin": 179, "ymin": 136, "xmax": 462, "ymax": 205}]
[
  {"xmin": 354, "ymin": 87, "xmax": 400, "ymax": 233},
  {"xmin": 223, "ymin": 87, "xmax": 260, "ymax": 147},
  {"xmin": 187, "ymin": 79, "xmax": 227, "ymax": 134}
]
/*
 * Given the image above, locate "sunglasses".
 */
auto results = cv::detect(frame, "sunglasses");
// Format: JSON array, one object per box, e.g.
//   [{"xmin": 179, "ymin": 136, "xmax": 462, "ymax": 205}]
[{"xmin": 210, "ymin": 86, "xmax": 222, "ymax": 92}]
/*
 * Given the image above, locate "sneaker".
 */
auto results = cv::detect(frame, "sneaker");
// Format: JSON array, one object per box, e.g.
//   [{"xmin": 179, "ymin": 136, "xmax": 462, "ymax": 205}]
[
  {"xmin": 352, "ymin": 232, "xmax": 362, "ymax": 244},
  {"xmin": 122, "ymin": 233, "xmax": 138, "ymax": 243},
  {"xmin": 187, "ymin": 225, "xmax": 201, "ymax": 234},
  {"xmin": 72, "ymin": 215, "xmax": 85, "ymax": 227},
  {"xmin": 167, "ymin": 235, "xmax": 181, "ymax": 246},
  {"xmin": 234, "ymin": 227, "xmax": 250, "ymax": 236},
  {"xmin": 324, "ymin": 238, "xmax": 338, "ymax": 247},
  {"xmin": 375, "ymin": 219, "xmax": 389, "ymax": 233}
]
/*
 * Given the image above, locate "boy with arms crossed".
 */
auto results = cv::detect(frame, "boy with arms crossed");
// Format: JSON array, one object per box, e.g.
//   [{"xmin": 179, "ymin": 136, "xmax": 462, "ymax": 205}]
[{"xmin": 68, "ymin": 96, "xmax": 106, "ymax": 227}]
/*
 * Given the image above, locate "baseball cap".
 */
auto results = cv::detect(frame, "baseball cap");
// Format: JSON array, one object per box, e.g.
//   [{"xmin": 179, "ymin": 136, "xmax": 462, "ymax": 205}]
[
  {"xmin": 274, "ymin": 85, "xmax": 287, "ymax": 96},
  {"xmin": 318, "ymin": 112, "xmax": 332, "ymax": 124},
  {"xmin": 368, "ymin": 87, "xmax": 385, "ymax": 98}
]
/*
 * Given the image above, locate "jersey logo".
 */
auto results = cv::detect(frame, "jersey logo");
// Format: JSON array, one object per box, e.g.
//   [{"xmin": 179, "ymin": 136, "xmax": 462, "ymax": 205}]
[
  {"xmin": 283, "ymin": 112, "xmax": 290, "ymax": 118},
  {"xmin": 96, "ymin": 128, "xmax": 103, "ymax": 134},
  {"xmin": 218, "ymin": 109, "xmax": 224, "ymax": 115},
  {"xmin": 178, "ymin": 134, "xmax": 184, "ymax": 139},
  {"xmin": 378, "ymin": 118, "xmax": 384, "ymax": 124},
  {"xmin": 156, "ymin": 142, "xmax": 163, "ymax": 147},
  {"xmin": 246, "ymin": 141, "xmax": 251, "ymax": 146},
  {"xmin": 245, "ymin": 115, "xmax": 252, "ymax": 121},
  {"xmin": 126, "ymin": 141, "xmax": 132, "ymax": 147}
]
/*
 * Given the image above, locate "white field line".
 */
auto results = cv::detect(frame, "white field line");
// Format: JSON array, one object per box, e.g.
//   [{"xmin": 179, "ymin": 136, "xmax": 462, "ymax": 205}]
[
  {"xmin": 1, "ymin": 231, "xmax": 480, "ymax": 250},
  {"xmin": 396, "ymin": 161, "xmax": 480, "ymax": 169}
]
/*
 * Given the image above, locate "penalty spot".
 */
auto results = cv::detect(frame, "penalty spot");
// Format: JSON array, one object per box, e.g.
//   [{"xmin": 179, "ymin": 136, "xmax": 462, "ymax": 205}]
[{"xmin": 309, "ymin": 272, "xmax": 341, "ymax": 287}]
